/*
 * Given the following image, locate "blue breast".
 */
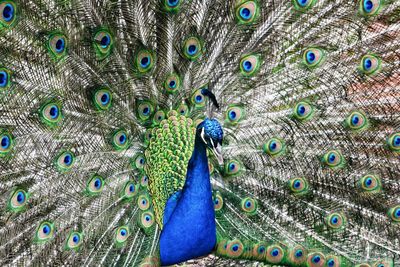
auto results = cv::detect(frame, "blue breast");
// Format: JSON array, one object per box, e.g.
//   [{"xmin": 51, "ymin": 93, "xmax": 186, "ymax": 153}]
[{"xmin": 159, "ymin": 140, "xmax": 216, "ymax": 266}]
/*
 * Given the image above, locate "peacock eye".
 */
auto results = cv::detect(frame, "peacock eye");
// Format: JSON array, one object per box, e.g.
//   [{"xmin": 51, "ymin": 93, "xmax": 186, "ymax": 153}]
[
  {"xmin": 56, "ymin": 151, "xmax": 75, "ymax": 172},
  {"xmin": 138, "ymin": 193, "xmax": 151, "ymax": 210},
  {"xmin": 163, "ymin": 0, "xmax": 181, "ymax": 12},
  {"xmin": 225, "ymin": 105, "xmax": 245, "ymax": 125},
  {"xmin": 153, "ymin": 110, "xmax": 166, "ymax": 125},
  {"xmin": 359, "ymin": 0, "xmax": 382, "ymax": 16},
  {"xmin": 115, "ymin": 226, "xmax": 130, "ymax": 244},
  {"xmin": 191, "ymin": 89, "xmax": 206, "ymax": 108},
  {"xmin": 360, "ymin": 54, "xmax": 380, "ymax": 75},
  {"xmin": 240, "ymin": 197, "xmax": 257, "ymax": 214},
  {"xmin": 8, "ymin": 188, "xmax": 29, "ymax": 212},
  {"xmin": 93, "ymin": 88, "xmax": 112, "ymax": 111},
  {"xmin": 164, "ymin": 73, "xmax": 181, "ymax": 94},
  {"xmin": 66, "ymin": 231, "xmax": 83, "ymax": 250},
  {"xmin": 345, "ymin": 111, "xmax": 368, "ymax": 131},
  {"xmin": 224, "ymin": 159, "xmax": 243, "ymax": 177},
  {"xmin": 183, "ymin": 36, "xmax": 203, "ymax": 60},
  {"xmin": 239, "ymin": 54, "xmax": 261, "ymax": 76},
  {"xmin": 303, "ymin": 47, "xmax": 325, "ymax": 68},
  {"xmin": 139, "ymin": 211, "xmax": 155, "ymax": 231},
  {"xmin": 94, "ymin": 29, "xmax": 113, "ymax": 60},
  {"xmin": 323, "ymin": 150, "xmax": 345, "ymax": 169},
  {"xmin": 386, "ymin": 132, "xmax": 400, "ymax": 153},
  {"xmin": 307, "ymin": 252, "xmax": 326, "ymax": 267},
  {"xmin": 293, "ymin": 101, "xmax": 314, "ymax": 121},
  {"xmin": 133, "ymin": 154, "xmax": 146, "ymax": 170},
  {"xmin": 121, "ymin": 181, "xmax": 137, "ymax": 199},
  {"xmin": 0, "ymin": 68, "xmax": 11, "ymax": 89},
  {"xmin": 252, "ymin": 243, "xmax": 267, "ymax": 260},
  {"xmin": 112, "ymin": 129, "xmax": 129, "ymax": 150},
  {"xmin": 325, "ymin": 255, "xmax": 340, "ymax": 267},
  {"xmin": 0, "ymin": 130, "xmax": 13, "ymax": 155},
  {"xmin": 48, "ymin": 33, "xmax": 68, "ymax": 59},
  {"xmin": 263, "ymin": 137, "xmax": 286, "ymax": 157},
  {"xmin": 358, "ymin": 174, "xmax": 381, "ymax": 193},
  {"xmin": 235, "ymin": 1, "xmax": 259, "ymax": 24},
  {"xmin": 177, "ymin": 103, "xmax": 189, "ymax": 116},
  {"xmin": 140, "ymin": 174, "xmax": 149, "ymax": 187},
  {"xmin": 40, "ymin": 102, "xmax": 62, "ymax": 126},
  {"xmin": 292, "ymin": 0, "xmax": 317, "ymax": 11},
  {"xmin": 134, "ymin": 50, "xmax": 155, "ymax": 74},
  {"xmin": 213, "ymin": 191, "xmax": 224, "ymax": 211},
  {"xmin": 86, "ymin": 174, "xmax": 105, "ymax": 195},
  {"xmin": 326, "ymin": 212, "xmax": 346, "ymax": 230},
  {"xmin": 266, "ymin": 245, "xmax": 284, "ymax": 264},
  {"xmin": 288, "ymin": 245, "xmax": 307, "ymax": 264},
  {"xmin": 288, "ymin": 177, "xmax": 309, "ymax": 196},
  {"xmin": 0, "ymin": 1, "xmax": 17, "ymax": 27},
  {"xmin": 35, "ymin": 221, "xmax": 55, "ymax": 242},
  {"xmin": 226, "ymin": 239, "xmax": 244, "ymax": 258},
  {"xmin": 388, "ymin": 205, "xmax": 400, "ymax": 223},
  {"xmin": 137, "ymin": 100, "xmax": 155, "ymax": 121},
  {"xmin": 372, "ymin": 260, "xmax": 391, "ymax": 267}
]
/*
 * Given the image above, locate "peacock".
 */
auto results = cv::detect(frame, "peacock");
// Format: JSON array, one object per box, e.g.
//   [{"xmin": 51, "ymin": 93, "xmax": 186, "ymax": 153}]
[{"xmin": 0, "ymin": 0, "xmax": 400, "ymax": 266}]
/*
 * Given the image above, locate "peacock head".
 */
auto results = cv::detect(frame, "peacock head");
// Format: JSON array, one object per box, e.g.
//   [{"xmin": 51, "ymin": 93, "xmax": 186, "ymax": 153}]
[{"xmin": 197, "ymin": 118, "xmax": 224, "ymax": 165}]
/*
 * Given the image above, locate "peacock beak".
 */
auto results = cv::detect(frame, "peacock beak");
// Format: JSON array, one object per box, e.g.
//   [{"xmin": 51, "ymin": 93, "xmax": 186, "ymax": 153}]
[{"xmin": 211, "ymin": 142, "xmax": 223, "ymax": 166}]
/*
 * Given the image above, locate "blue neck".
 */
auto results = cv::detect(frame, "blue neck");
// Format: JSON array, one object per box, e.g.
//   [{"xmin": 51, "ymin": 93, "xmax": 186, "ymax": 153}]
[{"xmin": 160, "ymin": 135, "xmax": 216, "ymax": 266}]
